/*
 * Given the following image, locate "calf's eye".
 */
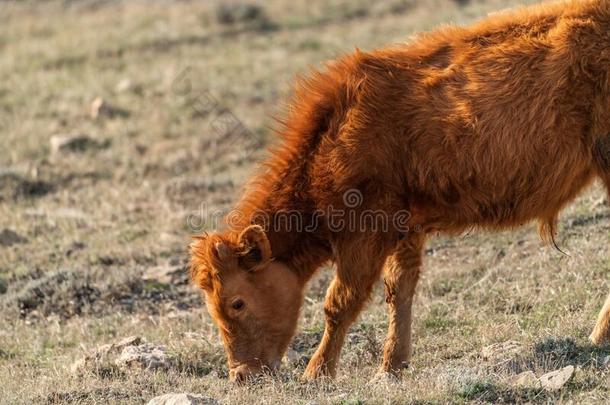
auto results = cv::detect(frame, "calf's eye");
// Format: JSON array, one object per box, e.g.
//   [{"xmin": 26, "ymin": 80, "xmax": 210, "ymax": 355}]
[{"xmin": 232, "ymin": 299, "xmax": 245, "ymax": 310}]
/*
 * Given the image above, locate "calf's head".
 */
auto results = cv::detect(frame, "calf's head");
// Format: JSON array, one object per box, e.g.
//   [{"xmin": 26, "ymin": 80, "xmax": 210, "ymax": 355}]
[{"xmin": 189, "ymin": 225, "xmax": 303, "ymax": 382}]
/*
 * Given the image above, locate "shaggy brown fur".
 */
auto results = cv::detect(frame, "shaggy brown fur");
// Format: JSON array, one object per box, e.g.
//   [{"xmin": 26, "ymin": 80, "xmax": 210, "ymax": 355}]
[{"xmin": 190, "ymin": 0, "xmax": 610, "ymax": 381}]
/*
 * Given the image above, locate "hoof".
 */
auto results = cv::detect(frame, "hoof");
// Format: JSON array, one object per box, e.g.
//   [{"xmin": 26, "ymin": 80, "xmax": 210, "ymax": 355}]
[
  {"xmin": 590, "ymin": 330, "xmax": 609, "ymax": 346},
  {"xmin": 301, "ymin": 369, "xmax": 332, "ymax": 382},
  {"xmin": 302, "ymin": 359, "xmax": 334, "ymax": 381}
]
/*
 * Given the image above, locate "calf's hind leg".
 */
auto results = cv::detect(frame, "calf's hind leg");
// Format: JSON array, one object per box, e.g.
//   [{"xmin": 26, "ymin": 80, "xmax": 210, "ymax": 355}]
[
  {"xmin": 380, "ymin": 234, "xmax": 425, "ymax": 375},
  {"xmin": 590, "ymin": 170, "xmax": 610, "ymax": 345},
  {"xmin": 590, "ymin": 292, "xmax": 610, "ymax": 345}
]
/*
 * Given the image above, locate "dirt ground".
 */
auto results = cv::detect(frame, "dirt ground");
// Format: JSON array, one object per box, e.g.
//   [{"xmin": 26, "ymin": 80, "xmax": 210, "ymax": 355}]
[{"xmin": 0, "ymin": 0, "xmax": 609, "ymax": 403}]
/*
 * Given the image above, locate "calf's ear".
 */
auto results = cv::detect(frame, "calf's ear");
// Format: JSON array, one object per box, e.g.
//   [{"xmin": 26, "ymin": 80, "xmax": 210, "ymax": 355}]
[{"xmin": 237, "ymin": 225, "xmax": 272, "ymax": 271}]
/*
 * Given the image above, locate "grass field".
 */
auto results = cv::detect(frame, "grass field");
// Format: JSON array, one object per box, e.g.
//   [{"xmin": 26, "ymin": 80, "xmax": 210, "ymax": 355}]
[{"xmin": 1, "ymin": 0, "xmax": 609, "ymax": 403}]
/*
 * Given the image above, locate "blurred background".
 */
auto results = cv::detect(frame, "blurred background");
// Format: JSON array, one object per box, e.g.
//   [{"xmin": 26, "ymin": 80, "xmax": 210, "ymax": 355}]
[{"xmin": 1, "ymin": 1, "xmax": 609, "ymax": 403}]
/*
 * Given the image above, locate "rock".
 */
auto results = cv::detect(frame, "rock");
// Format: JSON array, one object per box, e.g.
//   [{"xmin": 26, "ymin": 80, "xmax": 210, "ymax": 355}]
[
  {"xmin": 0, "ymin": 229, "xmax": 28, "ymax": 247},
  {"xmin": 481, "ymin": 340, "xmax": 522, "ymax": 361},
  {"xmin": 90, "ymin": 97, "xmax": 128, "ymax": 119},
  {"xmin": 71, "ymin": 336, "xmax": 144, "ymax": 373},
  {"xmin": 116, "ymin": 343, "xmax": 173, "ymax": 370},
  {"xmin": 90, "ymin": 97, "xmax": 107, "ymax": 119},
  {"xmin": 115, "ymin": 78, "xmax": 132, "ymax": 92},
  {"xmin": 50, "ymin": 134, "xmax": 96, "ymax": 154},
  {"xmin": 602, "ymin": 355, "xmax": 610, "ymax": 369},
  {"xmin": 539, "ymin": 365, "xmax": 575, "ymax": 391},
  {"xmin": 511, "ymin": 370, "xmax": 541, "ymax": 388},
  {"xmin": 115, "ymin": 78, "xmax": 140, "ymax": 93},
  {"xmin": 147, "ymin": 393, "xmax": 218, "ymax": 405}
]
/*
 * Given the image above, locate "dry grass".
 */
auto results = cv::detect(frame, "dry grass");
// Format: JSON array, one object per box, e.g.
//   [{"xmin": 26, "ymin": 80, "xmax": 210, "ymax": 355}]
[{"xmin": 0, "ymin": 0, "xmax": 609, "ymax": 403}]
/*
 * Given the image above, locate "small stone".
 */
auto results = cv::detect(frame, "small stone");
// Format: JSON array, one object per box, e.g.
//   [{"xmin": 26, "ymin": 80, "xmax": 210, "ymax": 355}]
[
  {"xmin": 90, "ymin": 97, "xmax": 128, "ymax": 119},
  {"xmin": 602, "ymin": 355, "xmax": 610, "ymax": 369},
  {"xmin": 539, "ymin": 365, "xmax": 575, "ymax": 391},
  {"xmin": 0, "ymin": 229, "xmax": 28, "ymax": 247},
  {"xmin": 511, "ymin": 370, "xmax": 541, "ymax": 388},
  {"xmin": 50, "ymin": 134, "xmax": 95, "ymax": 154},
  {"xmin": 481, "ymin": 340, "xmax": 523, "ymax": 361},
  {"xmin": 116, "ymin": 343, "xmax": 173, "ymax": 370},
  {"xmin": 115, "ymin": 78, "xmax": 134, "ymax": 93},
  {"xmin": 90, "ymin": 97, "xmax": 106, "ymax": 119},
  {"xmin": 147, "ymin": 393, "xmax": 218, "ymax": 405}
]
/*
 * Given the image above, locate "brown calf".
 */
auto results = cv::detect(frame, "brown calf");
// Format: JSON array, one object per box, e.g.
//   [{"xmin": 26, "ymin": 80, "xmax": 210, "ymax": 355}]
[{"xmin": 190, "ymin": 0, "xmax": 610, "ymax": 382}]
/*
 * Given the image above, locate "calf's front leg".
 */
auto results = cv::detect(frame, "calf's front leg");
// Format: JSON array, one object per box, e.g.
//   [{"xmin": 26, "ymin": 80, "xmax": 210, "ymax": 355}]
[
  {"xmin": 302, "ymin": 239, "xmax": 386, "ymax": 380},
  {"xmin": 590, "ymin": 171, "xmax": 610, "ymax": 345}
]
